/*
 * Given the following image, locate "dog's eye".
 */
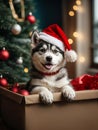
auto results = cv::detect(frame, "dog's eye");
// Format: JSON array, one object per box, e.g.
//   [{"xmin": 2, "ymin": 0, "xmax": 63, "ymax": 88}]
[
  {"xmin": 39, "ymin": 48, "xmax": 46, "ymax": 53},
  {"xmin": 53, "ymin": 49, "xmax": 59, "ymax": 54}
]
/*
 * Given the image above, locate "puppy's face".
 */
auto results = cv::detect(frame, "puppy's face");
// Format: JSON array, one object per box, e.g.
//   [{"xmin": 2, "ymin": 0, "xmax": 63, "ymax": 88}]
[{"xmin": 32, "ymin": 40, "xmax": 65, "ymax": 73}]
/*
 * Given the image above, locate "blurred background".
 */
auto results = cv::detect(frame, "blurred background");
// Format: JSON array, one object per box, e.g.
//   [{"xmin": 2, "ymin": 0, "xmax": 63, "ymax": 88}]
[{"xmin": 0, "ymin": 0, "xmax": 97, "ymax": 85}]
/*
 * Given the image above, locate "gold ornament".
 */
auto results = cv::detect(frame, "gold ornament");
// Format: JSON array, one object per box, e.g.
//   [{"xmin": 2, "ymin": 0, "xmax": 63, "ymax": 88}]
[
  {"xmin": 29, "ymin": 31, "xmax": 32, "ymax": 37},
  {"xmin": 9, "ymin": 0, "xmax": 25, "ymax": 22},
  {"xmin": 24, "ymin": 68, "xmax": 29, "ymax": 73}
]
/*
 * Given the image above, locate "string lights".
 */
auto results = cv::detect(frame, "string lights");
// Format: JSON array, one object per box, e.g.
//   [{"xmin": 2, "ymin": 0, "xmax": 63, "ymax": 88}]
[
  {"xmin": 68, "ymin": 11, "xmax": 75, "ymax": 16},
  {"xmin": 68, "ymin": 0, "xmax": 82, "ymax": 44},
  {"xmin": 68, "ymin": 0, "xmax": 81, "ymax": 17},
  {"xmin": 68, "ymin": 0, "xmax": 85, "ymax": 64},
  {"xmin": 73, "ymin": 32, "xmax": 79, "ymax": 38},
  {"xmin": 68, "ymin": 0, "xmax": 82, "ymax": 39},
  {"xmin": 68, "ymin": 38, "xmax": 73, "ymax": 44},
  {"xmin": 76, "ymin": 0, "xmax": 81, "ymax": 6},
  {"xmin": 73, "ymin": 5, "xmax": 78, "ymax": 11},
  {"xmin": 79, "ymin": 56, "xmax": 86, "ymax": 63}
]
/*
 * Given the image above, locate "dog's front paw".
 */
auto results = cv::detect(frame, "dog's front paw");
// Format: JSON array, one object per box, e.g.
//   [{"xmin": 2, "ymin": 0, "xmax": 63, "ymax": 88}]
[
  {"xmin": 40, "ymin": 90, "xmax": 53, "ymax": 104},
  {"xmin": 62, "ymin": 86, "xmax": 75, "ymax": 100}
]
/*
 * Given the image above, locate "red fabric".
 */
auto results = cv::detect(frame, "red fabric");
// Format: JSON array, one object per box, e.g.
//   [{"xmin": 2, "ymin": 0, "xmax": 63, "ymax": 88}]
[
  {"xmin": 42, "ymin": 24, "xmax": 71, "ymax": 51},
  {"xmin": 70, "ymin": 73, "xmax": 98, "ymax": 91}
]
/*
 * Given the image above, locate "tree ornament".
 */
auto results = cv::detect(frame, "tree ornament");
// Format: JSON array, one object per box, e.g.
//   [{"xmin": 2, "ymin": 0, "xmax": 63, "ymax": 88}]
[
  {"xmin": 12, "ymin": 87, "xmax": 19, "ymax": 93},
  {"xmin": 9, "ymin": 0, "xmax": 25, "ymax": 22},
  {"xmin": 14, "ymin": 0, "xmax": 20, "ymax": 4},
  {"xmin": 29, "ymin": 31, "xmax": 32, "ymax": 37},
  {"xmin": 24, "ymin": 68, "xmax": 29, "ymax": 73},
  {"xmin": 19, "ymin": 89, "xmax": 29, "ymax": 96},
  {"xmin": 16, "ymin": 56, "xmax": 23, "ymax": 64},
  {"xmin": 11, "ymin": 24, "xmax": 22, "ymax": 35},
  {"xmin": 13, "ymin": 83, "xmax": 20, "ymax": 88},
  {"xmin": 27, "ymin": 12, "xmax": 36, "ymax": 24},
  {"xmin": 0, "ymin": 48, "xmax": 10, "ymax": 60},
  {"xmin": 0, "ymin": 76, "xmax": 8, "ymax": 87},
  {"xmin": 11, "ymin": 83, "xmax": 20, "ymax": 93}
]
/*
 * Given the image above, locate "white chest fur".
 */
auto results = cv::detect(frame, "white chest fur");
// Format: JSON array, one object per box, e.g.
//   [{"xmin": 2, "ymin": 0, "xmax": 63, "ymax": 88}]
[{"xmin": 31, "ymin": 68, "xmax": 69, "ymax": 92}]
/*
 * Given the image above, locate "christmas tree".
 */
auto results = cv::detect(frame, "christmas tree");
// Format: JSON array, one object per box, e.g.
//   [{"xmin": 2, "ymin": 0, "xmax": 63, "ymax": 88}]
[{"xmin": 0, "ymin": 0, "xmax": 38, "ymax": 84}]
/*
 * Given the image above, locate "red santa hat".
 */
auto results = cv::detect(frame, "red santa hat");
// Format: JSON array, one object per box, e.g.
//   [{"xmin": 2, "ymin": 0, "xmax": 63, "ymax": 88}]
[{"xmin": 31, "ymin": 24, "xmax": 77, "ymax": 62}]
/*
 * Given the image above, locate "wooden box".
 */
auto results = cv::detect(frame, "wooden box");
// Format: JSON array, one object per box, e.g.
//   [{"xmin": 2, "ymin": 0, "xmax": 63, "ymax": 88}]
[{"xmin": 0, "ymin": 87, "xmax": 98, "ymax": 130}]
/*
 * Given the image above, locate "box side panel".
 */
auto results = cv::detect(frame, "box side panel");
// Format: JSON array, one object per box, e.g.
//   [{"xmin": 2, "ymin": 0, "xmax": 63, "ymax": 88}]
[
  {"xmin": 25, "ymin": 99, "xmax": 98, "ymax": 130},
  {"xmin": 0, "ymin": 87, "xmax": 23, "ymax": 104},
  {"xmin": 24, "ymin": 90, "xmax": 98, "ymax": 104},
  {"xmin": 0, "ymin": 96, "xmax": 25, "ymax": 130}
]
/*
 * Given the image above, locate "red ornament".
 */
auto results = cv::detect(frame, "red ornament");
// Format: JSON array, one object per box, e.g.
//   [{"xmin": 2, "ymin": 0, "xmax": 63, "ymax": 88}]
[
  {"xmin": 27, "ymin": 12, "xmax": 36, "ymax": 24},
  {"xmin": 19, "ymin": 89, "xmax": 29, "ymax": 96},
  {"xmin": 13, "ymin": 83, "xmax": 19, "ymax": 88},
  {"xmin": 12, "ymin": 87, "xmax": 19, "ymax": 93},
  {"xmin": 0, "ymin": 48, "xmax": 10, "ymax": 60},
  {"xmin": 11, "ymin": 83, "xmax": 20, "ymax": 93},
  {"xmin": 0, "ymin": 77, "xmax": 8, "ymax": 87}
]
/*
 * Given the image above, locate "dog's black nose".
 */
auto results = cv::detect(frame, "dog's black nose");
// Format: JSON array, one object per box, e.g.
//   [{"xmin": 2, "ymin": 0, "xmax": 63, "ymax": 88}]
[{"xmin": 46, "ymin": 56, "xmax": 52, "ymax": 62}]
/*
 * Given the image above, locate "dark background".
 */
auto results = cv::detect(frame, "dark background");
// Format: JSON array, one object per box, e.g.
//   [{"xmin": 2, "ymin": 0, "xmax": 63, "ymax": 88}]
[{"xmin": 34, "ymin": 0, "xmax": 63, "ymax": 29}]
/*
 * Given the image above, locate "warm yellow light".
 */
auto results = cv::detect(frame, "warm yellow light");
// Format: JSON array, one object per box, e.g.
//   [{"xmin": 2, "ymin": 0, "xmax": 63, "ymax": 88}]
[
  {"xmin": 79, "ymin": 56, "xmax": 85, "ymax": 63},
  {"xmin": 76, "ymin": 0, "xmax": 81, "ymax": 6},
  {"xmin": 68, "ymin": 38, "xmax": 73, "ymax": 44},
  {"xmin": 68, "ymin": 11, "xmax": 75, "ymax": 16},
  {"xmin": 29, "ymin": 31, "xmax": 32, "ymax": 37},
  {"xmin": 73, "ymin": 5, "xmax": 78, "ymax": 11},
  {"xmin": 73, "ymin": 32, "xmax": 79, "ymax": 37},
  {"xmin": 24, "ymin": 68, "xmax": 29, "ymax": 73}
]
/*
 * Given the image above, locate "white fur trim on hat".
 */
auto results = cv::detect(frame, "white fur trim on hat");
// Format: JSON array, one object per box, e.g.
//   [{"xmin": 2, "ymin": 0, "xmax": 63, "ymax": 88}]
[
  {"xmin": 39, "ymin": 32, "xmax": 65, "ymax": 51},
  {"xmin": 65, "ymin": 50, "xmax": 77, "ymax": 62}
]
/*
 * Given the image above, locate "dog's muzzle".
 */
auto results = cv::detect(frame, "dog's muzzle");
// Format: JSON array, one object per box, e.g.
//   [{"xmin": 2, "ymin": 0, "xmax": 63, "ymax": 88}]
[{"xmin": 46, "ymin": 56, "xmax": 52, "ymax": 62}]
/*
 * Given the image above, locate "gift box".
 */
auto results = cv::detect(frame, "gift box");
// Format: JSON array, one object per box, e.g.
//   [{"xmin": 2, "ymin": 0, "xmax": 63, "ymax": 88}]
[{"xmin": 0, "ymin": 86, "xmax": 98, "ymax": 130}]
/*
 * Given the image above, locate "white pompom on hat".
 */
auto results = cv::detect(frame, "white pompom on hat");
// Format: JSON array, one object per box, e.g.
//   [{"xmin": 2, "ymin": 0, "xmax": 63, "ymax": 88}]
[{"xmin": 32, "ymin": 24, "xmax": 77, "ymax": 62}]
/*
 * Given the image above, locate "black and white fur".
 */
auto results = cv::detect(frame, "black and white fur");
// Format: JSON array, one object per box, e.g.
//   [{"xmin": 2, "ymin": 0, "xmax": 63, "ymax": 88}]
[{"xmin": 26, "ymin": 32, "xmax": 75, "ymax": 104}]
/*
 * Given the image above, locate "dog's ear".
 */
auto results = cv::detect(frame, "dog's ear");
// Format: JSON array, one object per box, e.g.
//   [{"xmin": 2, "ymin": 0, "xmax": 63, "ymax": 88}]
[{"xmin": 31, "ymin": 30, "xmax": 40, "ymax": 47}]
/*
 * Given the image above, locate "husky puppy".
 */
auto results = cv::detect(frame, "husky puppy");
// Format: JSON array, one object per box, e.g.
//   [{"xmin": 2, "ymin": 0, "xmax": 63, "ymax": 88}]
[
  {"xmin": 26, "ymin": 24, "xmax": 77, "ymax": 104},
  {"xmin": 26, "ymin": 40, "xmax": 76, "ymax": 104}
]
